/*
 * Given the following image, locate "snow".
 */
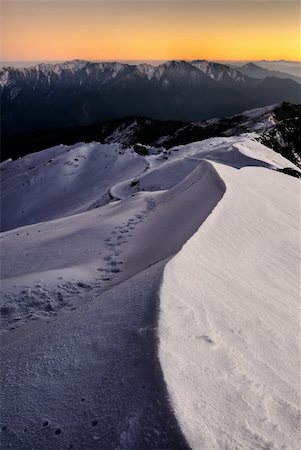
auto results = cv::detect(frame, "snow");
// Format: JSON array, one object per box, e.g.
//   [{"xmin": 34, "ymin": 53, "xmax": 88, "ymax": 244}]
[
  {"xmin": 0, "ymin": 135, "xmax": 298, "ymax": 334},
  {"xmin": 1, "ymin": 133, "xmax": 300, "ymax": 449},
  {"xmin": 0, "ymin": 69, "xmax": 9, "ymax": 87},
  {"xmin": 136, "ymin": 63, "xmax": 157, "ymax": 80},
  {"xmin": 159, "ymin": 164, "xmax": 300, "ymax": 450},
  {"xmin": 104, "ymin": 61, "xmax": 127, "ymax": 79},
  {"xmin": 0, "ymin": 142, "xmax": 147, "ymax": 232},
  {"xmin": 191, "ymin": 60, "xmax": 248, "ymax": 84},
  {"xmin": 230, "ymin": 136, "xmax": 297, "ymax": 169},
  {"xmin": 0, "ymin": 157, "xmax": 224, "ymax": 335},
  {"xmin": 104, "ymin": 121, "xmax": 141, "ymax": 145},
  {"xmin": 0, "ymin": 60, "xmax": 130, "ymax": 91},
  {"xmin": 0, "ymin": 158, "xmax": 224, "ymax": 449},
  {"xmin": 220, "ymin": 105, "xmax": 280, "ymax": 137},
  {"xmin": 237, "ymin": 104, "xmax": 278, "ymax": 119}
]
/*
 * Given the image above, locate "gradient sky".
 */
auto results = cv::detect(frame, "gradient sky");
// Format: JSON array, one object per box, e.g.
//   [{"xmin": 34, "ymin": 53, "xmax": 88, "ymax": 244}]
[{"xmin": 1, "ymin": 0, "xmax": 300, "ymax": 62}]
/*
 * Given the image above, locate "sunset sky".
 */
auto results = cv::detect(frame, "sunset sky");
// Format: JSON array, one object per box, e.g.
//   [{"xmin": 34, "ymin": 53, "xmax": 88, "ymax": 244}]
[{"xmin": 1, "ymin": 0, "xmax": 300, "ymax": 62}]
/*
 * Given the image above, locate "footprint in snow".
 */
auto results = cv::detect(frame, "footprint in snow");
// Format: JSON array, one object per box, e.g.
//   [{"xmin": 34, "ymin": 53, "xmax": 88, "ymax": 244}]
[
  {"xmin": 231, "ymin": 327, "xmax": 242, "ymax": 335},
  {"xmin": 110, "ymin": 268, "xmax": 122, "ymax": 274},
  {"xmin": 199, "ymin": 335, "xmax": 215, "ymax": 345}
]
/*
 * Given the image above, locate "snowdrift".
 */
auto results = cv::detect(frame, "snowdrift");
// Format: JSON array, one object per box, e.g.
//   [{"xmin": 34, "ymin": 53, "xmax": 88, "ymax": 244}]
[{"xmin": 159, "ymin": 163, "xmax": 300, "ymax": 450}]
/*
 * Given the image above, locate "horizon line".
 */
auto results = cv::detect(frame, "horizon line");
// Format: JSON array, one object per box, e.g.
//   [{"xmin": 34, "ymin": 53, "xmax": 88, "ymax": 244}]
[{"xmin": 1, "ymin": 58, "xmax": 301, "ymax": 64}]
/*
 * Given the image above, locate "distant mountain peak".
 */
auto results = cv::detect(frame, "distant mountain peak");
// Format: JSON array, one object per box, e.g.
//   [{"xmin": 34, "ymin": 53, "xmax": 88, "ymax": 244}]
[
  {"xmin": 243, "ymin": 62, "xmax": 261, "ymax": 69},
  {"xmin": 162, "ymin": 60, "xmax": 192, "ymax": 69},
  {"xmin": 191, "ymin": 60, "xmax": 250, "ymax": 85},
  {"xmin": 238, "ymin": 62, "xmax": 301, "ymax": 84}
]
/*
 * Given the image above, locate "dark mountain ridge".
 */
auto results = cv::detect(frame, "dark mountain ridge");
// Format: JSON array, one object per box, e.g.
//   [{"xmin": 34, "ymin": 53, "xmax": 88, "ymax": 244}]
[
  {"xmin": 2, "ymin": 102, "xmax": 300, "ymax": 170},
  {"xmin": 1, "ymin": 59, "xmax": 300, "ymax": 137}
]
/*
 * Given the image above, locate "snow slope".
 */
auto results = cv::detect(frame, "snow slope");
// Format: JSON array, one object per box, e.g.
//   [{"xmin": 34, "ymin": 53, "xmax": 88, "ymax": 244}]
[
  {"xmin": 1, "ymin": 134, "xmax": 300, "ymax": 449},
  {"xmin": 159, "ymin": 164, "xmax": 300, "ymax": 450},
  {"xmin": 0, "ymin": 135, "xmax": 298, "ymax": 333},
  {"xmin": 0, "ymin": 142, "xmax": 147, "ymax": 232},
  {"xmin": 1, "ymin": 133, "xmax": 298, "ymax": 233},
  {"xmin": 1, "ymin": 260, "xmax": 190, "ymax": 450},
  {"xmin": 1, "ymin": 159, "xmax": 225, "ymax": 449}
]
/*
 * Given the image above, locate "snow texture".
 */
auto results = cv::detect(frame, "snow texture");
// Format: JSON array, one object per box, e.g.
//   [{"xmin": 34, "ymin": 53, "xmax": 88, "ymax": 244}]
[
  {"xmin": 0, "ymin": 134, "xmax": 300, "ymax": 449},
  {"xmin": 160, "ymin": 164, "xmax": 300, "ymax": 450}
]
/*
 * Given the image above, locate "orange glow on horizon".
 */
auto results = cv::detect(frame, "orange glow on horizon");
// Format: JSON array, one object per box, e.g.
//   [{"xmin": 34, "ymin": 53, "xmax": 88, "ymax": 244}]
[{"xmin": 1, "ymin": 1, "xmax": 300, "ymax": 63}]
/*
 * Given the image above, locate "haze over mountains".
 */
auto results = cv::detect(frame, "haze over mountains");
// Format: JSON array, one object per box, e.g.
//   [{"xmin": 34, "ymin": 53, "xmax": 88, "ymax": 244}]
[
  {"xmin": 1, "ymin": 59, "xmax": 300, "ymax": 138},
  {"xmin": 245, "ymin": 60, "xmax": 301, "ymax": 78},
  {"xmin": 237, "ymin": 62, "xmax": 301, "ymax": 83}
]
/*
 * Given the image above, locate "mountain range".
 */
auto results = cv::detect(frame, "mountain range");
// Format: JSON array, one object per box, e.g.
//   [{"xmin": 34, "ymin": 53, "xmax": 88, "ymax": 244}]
[
  {"xmin": 1, "ymin": 59, "xmax": 300, "ymax": 137},
  {"xmin": 2, "ymin": 102, "xmax": 300, "ymax": 171},
  {"xmin": 237, "ymin": 62, "xmax": 301, "ymax": 83}
]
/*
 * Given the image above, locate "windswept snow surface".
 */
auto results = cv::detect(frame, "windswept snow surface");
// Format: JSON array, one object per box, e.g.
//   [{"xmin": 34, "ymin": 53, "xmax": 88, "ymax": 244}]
[
  {"xmin": 1, "ymin": 160, "xmax": 224, "ymax": 449},
  {"xmin": 0, "ymin": 159, "xmax": 224, "ymax": 335},
  {"xmin": 159, "ymin": 164, "xmax": 300, "ymax": 450},
  {"xmin": 1, "ymin": 134, "xmax": 300, "ymax": 449},
  {"xmin": 0, "ymin": 142, "xmax": 147, "ymax": 232}
]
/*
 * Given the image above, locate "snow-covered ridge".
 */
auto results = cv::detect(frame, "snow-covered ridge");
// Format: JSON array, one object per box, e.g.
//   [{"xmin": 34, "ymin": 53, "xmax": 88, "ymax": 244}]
[
  {"xmin": 3, "ymin": 59, "xmax": 298, "ymax": 88},
  {"xmin": 191, "ymin": 59, "xmax": 250, "ymax": 85},
  {"xmin": 0, "ymin": 142, "xmax": 148, "ymax": 232},
  {"xmin": 136, "ymin": 63, "xmax": 157, "ymax": 80},
  {"xmin": 159, "ymin": 162, "xmax": 300, "ymax": 450},
  {"xmin": 0, "ymin": 58, "xmax": 288, "ymax": 88},
  {"xmin": 0, "ymin": 135, "xmax": 298, "ymax": 331},
  {"xmin": 1, "ymin": 134, "xmax": 298, "ymax": 233},
  {"xmin": 1, "ymin": 133, "xmax": 300, "ymax": 449},
  {"xmin": 1, "ymin": 154, "xmax": 227, "ymax": 449},
  {"xmin": 0, "ymin": 59, "xmax": 193, "ymax": 89},
  {"xmin": 0, "ymin": 60, "xmax": 131, "ymax": 88}
]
